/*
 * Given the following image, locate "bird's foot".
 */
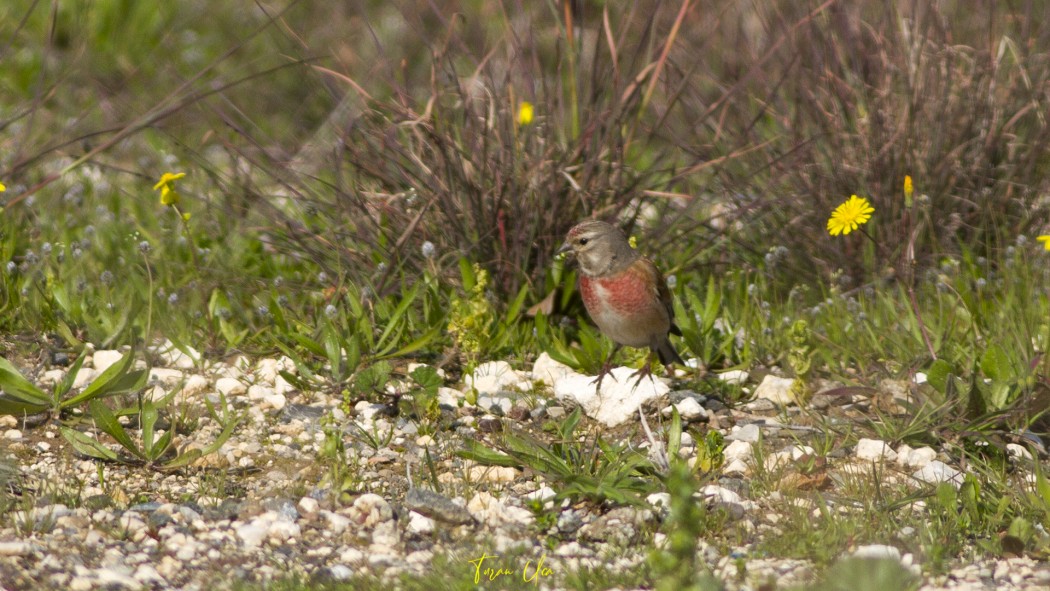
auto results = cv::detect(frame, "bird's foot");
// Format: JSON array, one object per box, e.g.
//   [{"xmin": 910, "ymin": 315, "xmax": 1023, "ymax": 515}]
[
  {"xmin": 629, "ymin": 359, "xmax": 655, "ymax": 389},
  {"xmin": 590, "ymin": 358, "xmax": 615, "ymax": 392}
]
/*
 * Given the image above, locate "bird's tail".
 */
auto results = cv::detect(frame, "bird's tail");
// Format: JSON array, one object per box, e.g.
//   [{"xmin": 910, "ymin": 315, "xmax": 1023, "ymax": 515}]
[{"xmin": 656, "ymin": 338, "xmax": 684, "ymax": 366}]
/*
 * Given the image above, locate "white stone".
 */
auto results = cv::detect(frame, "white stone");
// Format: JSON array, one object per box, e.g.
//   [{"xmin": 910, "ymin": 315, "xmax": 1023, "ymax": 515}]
[
  {"xmin": 663, "ymin": 397, "xmax": 707, "ymax": 421},
  {"xmin": 274, "ymin": 374, "xmax": 296, "ymax": 396},
  {"xmin": 247, "ymin": 384, "xmax": 275, "ymax": 401},
  {"xmin": 437, "ymin": 387, "xmax": 464, "ymax": 408},
  {"xmin": 297, "ymin": 497, "xmax": 319, "ymax": 515},
  {"xmin": 132, "ymin": 564, "xmax": 165, "ymax": 586},
  {"xmin": 39, "ymin": 368, "xmax": 65, "ymax": 386},
  {"xmin": 466, "ymin": 465, "xmax": 518, "ymax": 483},
  {"xmin": 0, "ymin": 541, "xmax": 33, "ymax": 555},
  {"xmin": 235, "ymin": 518, "xmax": 269, "ymax": 547},
  {"xmin": 350, "ymin": 494, "xmax": 393, "ymax": 527},
  {"xmin": 701, "ymin": 484, "xmax": 757, "ymax": 513},
  {"xmin": 466, "ymin": 492, "xmax": 534, "ymax": 528},
  {"xmin": 406, "ymin": 511, "xmax": 435, "ymax": 534},
  {"xmin": 856, "ymin": 438, "xmax": 898, "ymax": 462},
  {"xmin": 726, "ymin": 423, "xmax": 761, "ymax": 443},
  {"xmin": 153, "ymin": 340, "xmax": 200, "ymax": 369},
  {"xmin": 256, "ymin": 356, "xmax": 296, "ymax": 384},
  {"xmin": 531, "ymin": 352, "xmax": 575, "ymax": 385},
  {"xmin": 182, "ymin": 375, "xmax": 209, "ymax": 397},
  {"xmin": 464, "ymin": 361, "xmax": 529, "ymax": 394},
  {"xmin": 96, "ymin": 567, "xmax": 142, "ymax": 590},
  {"xmin": 1006, "ymin": 443, "xmax": 1033, "ymax": 460},
  {"xmin": 912, "ymin": 460, "xmax": 963, "ymax": 487},
  {"xmin": 753, "ymin": 375, "xmax": 796, "ymax": 405},
  {"xmin": 718, "ymin": 370, "xmax": 749, "ymax": 385},
  {"xmin": 215, "ymin": 377, "xmax": 246, "ymax": 396},
  {"xmin": 339, "ymin": 547, "xmax": 365, "ymax": 564},
  {"xmin": 148, "ymin": 368, "xmax": 183, "ymax": 386},
  {"xmin": 789, "ymin": 445, "xmax": 814, "ymax": 460},
  {"xmin": 553, "ymin": 366, "xmax": 669, "ymax": 427},
  {"xmin": 724, "ymin": 440, "xmax": 754, "ymax": 463},
  {"xmin": 523, "ymin": 486, "xmax": 557, "ymax": 503},
  {"xmin": 267, "ymin": 518, "xmax": 301, "ymax": 543},
  {"xmin": 3, "ymin": 429, "xmax": 22, "ymax": 440},
  {"xmin": 321, "ymin": 511, "xmax": 351, "ymax": 534},
  {"xmin": 262, "ymin": 393, "xmax": 287, "ymax": 411},
  {"xmin": 647, "ymin": 493, "xmax": 671, "ymax": 510},
  {"xmin": 328, "ymin": 565, "xmax": 353, "ymax": 580},
  {"xmin": 93, "ymin": 350, "xmax": 125, "ymax": 373},
  {"xmin": 353, "ymin": 401, "xmax": 387, "ymax": 422},
  {"xmin": 896, "ymin": 445, "xmax": 937, "ymax": 468},
  {"xmin": 72, "ymin": 367, "xmax": 99, "ymax": 389},
  {"xmin": 723, "ymin": 459, "xmax": 749, "ymax": 475},
  {"xmin": 852, "ymin": 544, "xmax": 902, "ymax": 561}
]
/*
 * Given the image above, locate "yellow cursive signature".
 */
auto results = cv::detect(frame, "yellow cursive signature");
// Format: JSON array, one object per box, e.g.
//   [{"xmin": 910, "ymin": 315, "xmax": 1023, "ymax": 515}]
[{"xmin": 468, "ymin": 552, "xmax": 555, "ymax": 585}]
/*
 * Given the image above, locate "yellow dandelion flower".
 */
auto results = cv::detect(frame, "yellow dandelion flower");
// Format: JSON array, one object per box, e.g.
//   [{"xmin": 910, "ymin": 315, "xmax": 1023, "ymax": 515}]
[
  {"xmin": 903, "ymin": 175, "xmax": 913, "ymax": 207},
  {"xmin": 154, "ymin": 172, "xmax": 185, "ymax": 207},
  {"xmin": 517, "ymin": 101, "xmax": 534, "ymax": 126},
  {"xmin": 1037, "ymin": 236, "xmax": 1050, "ymax": 251},
  {"xmin": 628, "ymin": 235, "xmax": 637, "ymax": 249},
  {"xmin": 0, "ymin": 182, "xmax": 6, "ymax": 192},
  {"xmin": 827, "ymin": 195, "xmax": 875, "ymax": 236}
]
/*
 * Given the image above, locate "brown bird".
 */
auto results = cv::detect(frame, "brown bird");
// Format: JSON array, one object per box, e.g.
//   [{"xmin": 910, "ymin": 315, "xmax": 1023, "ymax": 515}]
[{"xmin": 559, "ymin": 220, "xmax": 683, "ymax": 388}]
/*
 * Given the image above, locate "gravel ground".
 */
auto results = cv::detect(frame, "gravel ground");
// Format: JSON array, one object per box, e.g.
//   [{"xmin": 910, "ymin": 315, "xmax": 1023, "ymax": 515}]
[{"xmin": 1, "ymin": 347, "xmax": 1049, "ymax": 590}]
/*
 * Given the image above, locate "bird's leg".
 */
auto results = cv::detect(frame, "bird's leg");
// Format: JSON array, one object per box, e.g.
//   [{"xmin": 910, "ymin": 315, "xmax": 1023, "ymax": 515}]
[
  {"xmin": 591, "ymin": 345, "xmax": 621, "ymax": 392},
  {"xmin": 629, "ymin": 352, "xmax": 656, "ymax": 389}
]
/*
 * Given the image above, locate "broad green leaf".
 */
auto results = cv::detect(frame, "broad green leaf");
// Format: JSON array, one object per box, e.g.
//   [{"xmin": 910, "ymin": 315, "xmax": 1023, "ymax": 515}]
[
  {"xmin": 161, "ymin": 448, "xmax": 202, "ymax": 470},
  {"xmin": 980, "ymin": 345, "xmax": 1012, "ymax": 382},
  {"xmin": 54, "ymin": 350, "xmax": 88, "ymax": 398},
  {"xmin": 0, "ymin": 396, "xmax": 49, "ymax": 416},
  {"xmin": 0, "ymin": 358, "xmax": 49, "ymax": 406},
  {"xmin": 88, "ymin": 400, "xmax": 143, "ymax": 459},
  {"xmin": 925, "ymin": 359, "xmax": 953, "ymax": 393},
  {"xmin": 149, "ymin": 429, "xmax": 174, "ymax": 462},
  {"xmin": 457, "ymin": 442, "xmax": 519, "ymax": 467},
  {"xmin": 458, "ymin": 258, "xmax": 476, "ymax": 292},
  {"xmin": 64, "ymin": 367, "xmax": 147, "ymax": 408},
  {"xmin": 60, "ymin": 427, "xmax": 119, "ymax": 461},
  {"xmin": 68, "ymin": 349, "xmax": 135, "ymax": 404}
]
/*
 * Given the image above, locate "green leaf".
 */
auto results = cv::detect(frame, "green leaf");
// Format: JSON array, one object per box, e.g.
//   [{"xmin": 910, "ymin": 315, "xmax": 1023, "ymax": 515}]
[
  {"xmin": 141, "ymin": 400, "xmax": 158, "ymax": 454},
  {"xmin": 504, "ymin": 285, "xmax": 529, "ymax": 324},
  {"xmin": 458, "ymin": 441, "xmax": 520, "ymax": 468},
  {"xmin": 925, "ymin": 359, "xmax": 953, "ymax": 393},
  {"xmin": 64, "ymin": 348, "xmax": 138, "ymax": 408},
  {"xmin": 667, "ymin": 407, "xmax": 682, "ymax": 459},
  {"xmin": 980, "ymin": 345, "xmax": 1012, "ymax": 382},
  {"xmin": 197, "ymin": 413, "xmax": 241, "ymax": 456},
  {"xmin": 59, "ymin": 427, "xmax": 119, "ymax": 461},
  {"xmin": 161, "ymin": 448, "xmax": 202, "ymax": 471},
  {"xmin": 410, "ymin": 365, "xmax": 442, "ymax": 395},
  {"xmin": 458, "ymin": 257, "xmax": 477, "ymax": 292},
  {"xmin": 88, "ymin": 400, "xmax": 143, "ymax": 459},
  {"xmin": 53, "ymin": 350, "xmax": 88, "ymax": 399},
  {"xmin": 149, "ymin": 428, "xmax": 174, "ymax": 463},
  {"xmin": 0, "ymin": 357, "xmax": 49, "ymax": 407}
]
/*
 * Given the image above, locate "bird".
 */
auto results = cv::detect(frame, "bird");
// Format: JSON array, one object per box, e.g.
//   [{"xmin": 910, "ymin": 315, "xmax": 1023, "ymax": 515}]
[{"xmin": 559, "ymin": 219, "xmax": 683, "ymax": 389}]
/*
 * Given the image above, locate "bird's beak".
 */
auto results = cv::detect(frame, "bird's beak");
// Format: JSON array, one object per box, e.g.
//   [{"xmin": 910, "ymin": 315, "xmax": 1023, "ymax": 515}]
[{"xmin": 557, "ymin": 241, "xmax": 573, "ymax": 255}]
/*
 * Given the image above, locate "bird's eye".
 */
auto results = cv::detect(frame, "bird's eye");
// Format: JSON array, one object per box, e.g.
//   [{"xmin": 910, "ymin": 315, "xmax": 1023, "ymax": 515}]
[{"xmin": 578, "ymin": 238, "xmax": 589, "ymax": 246}]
